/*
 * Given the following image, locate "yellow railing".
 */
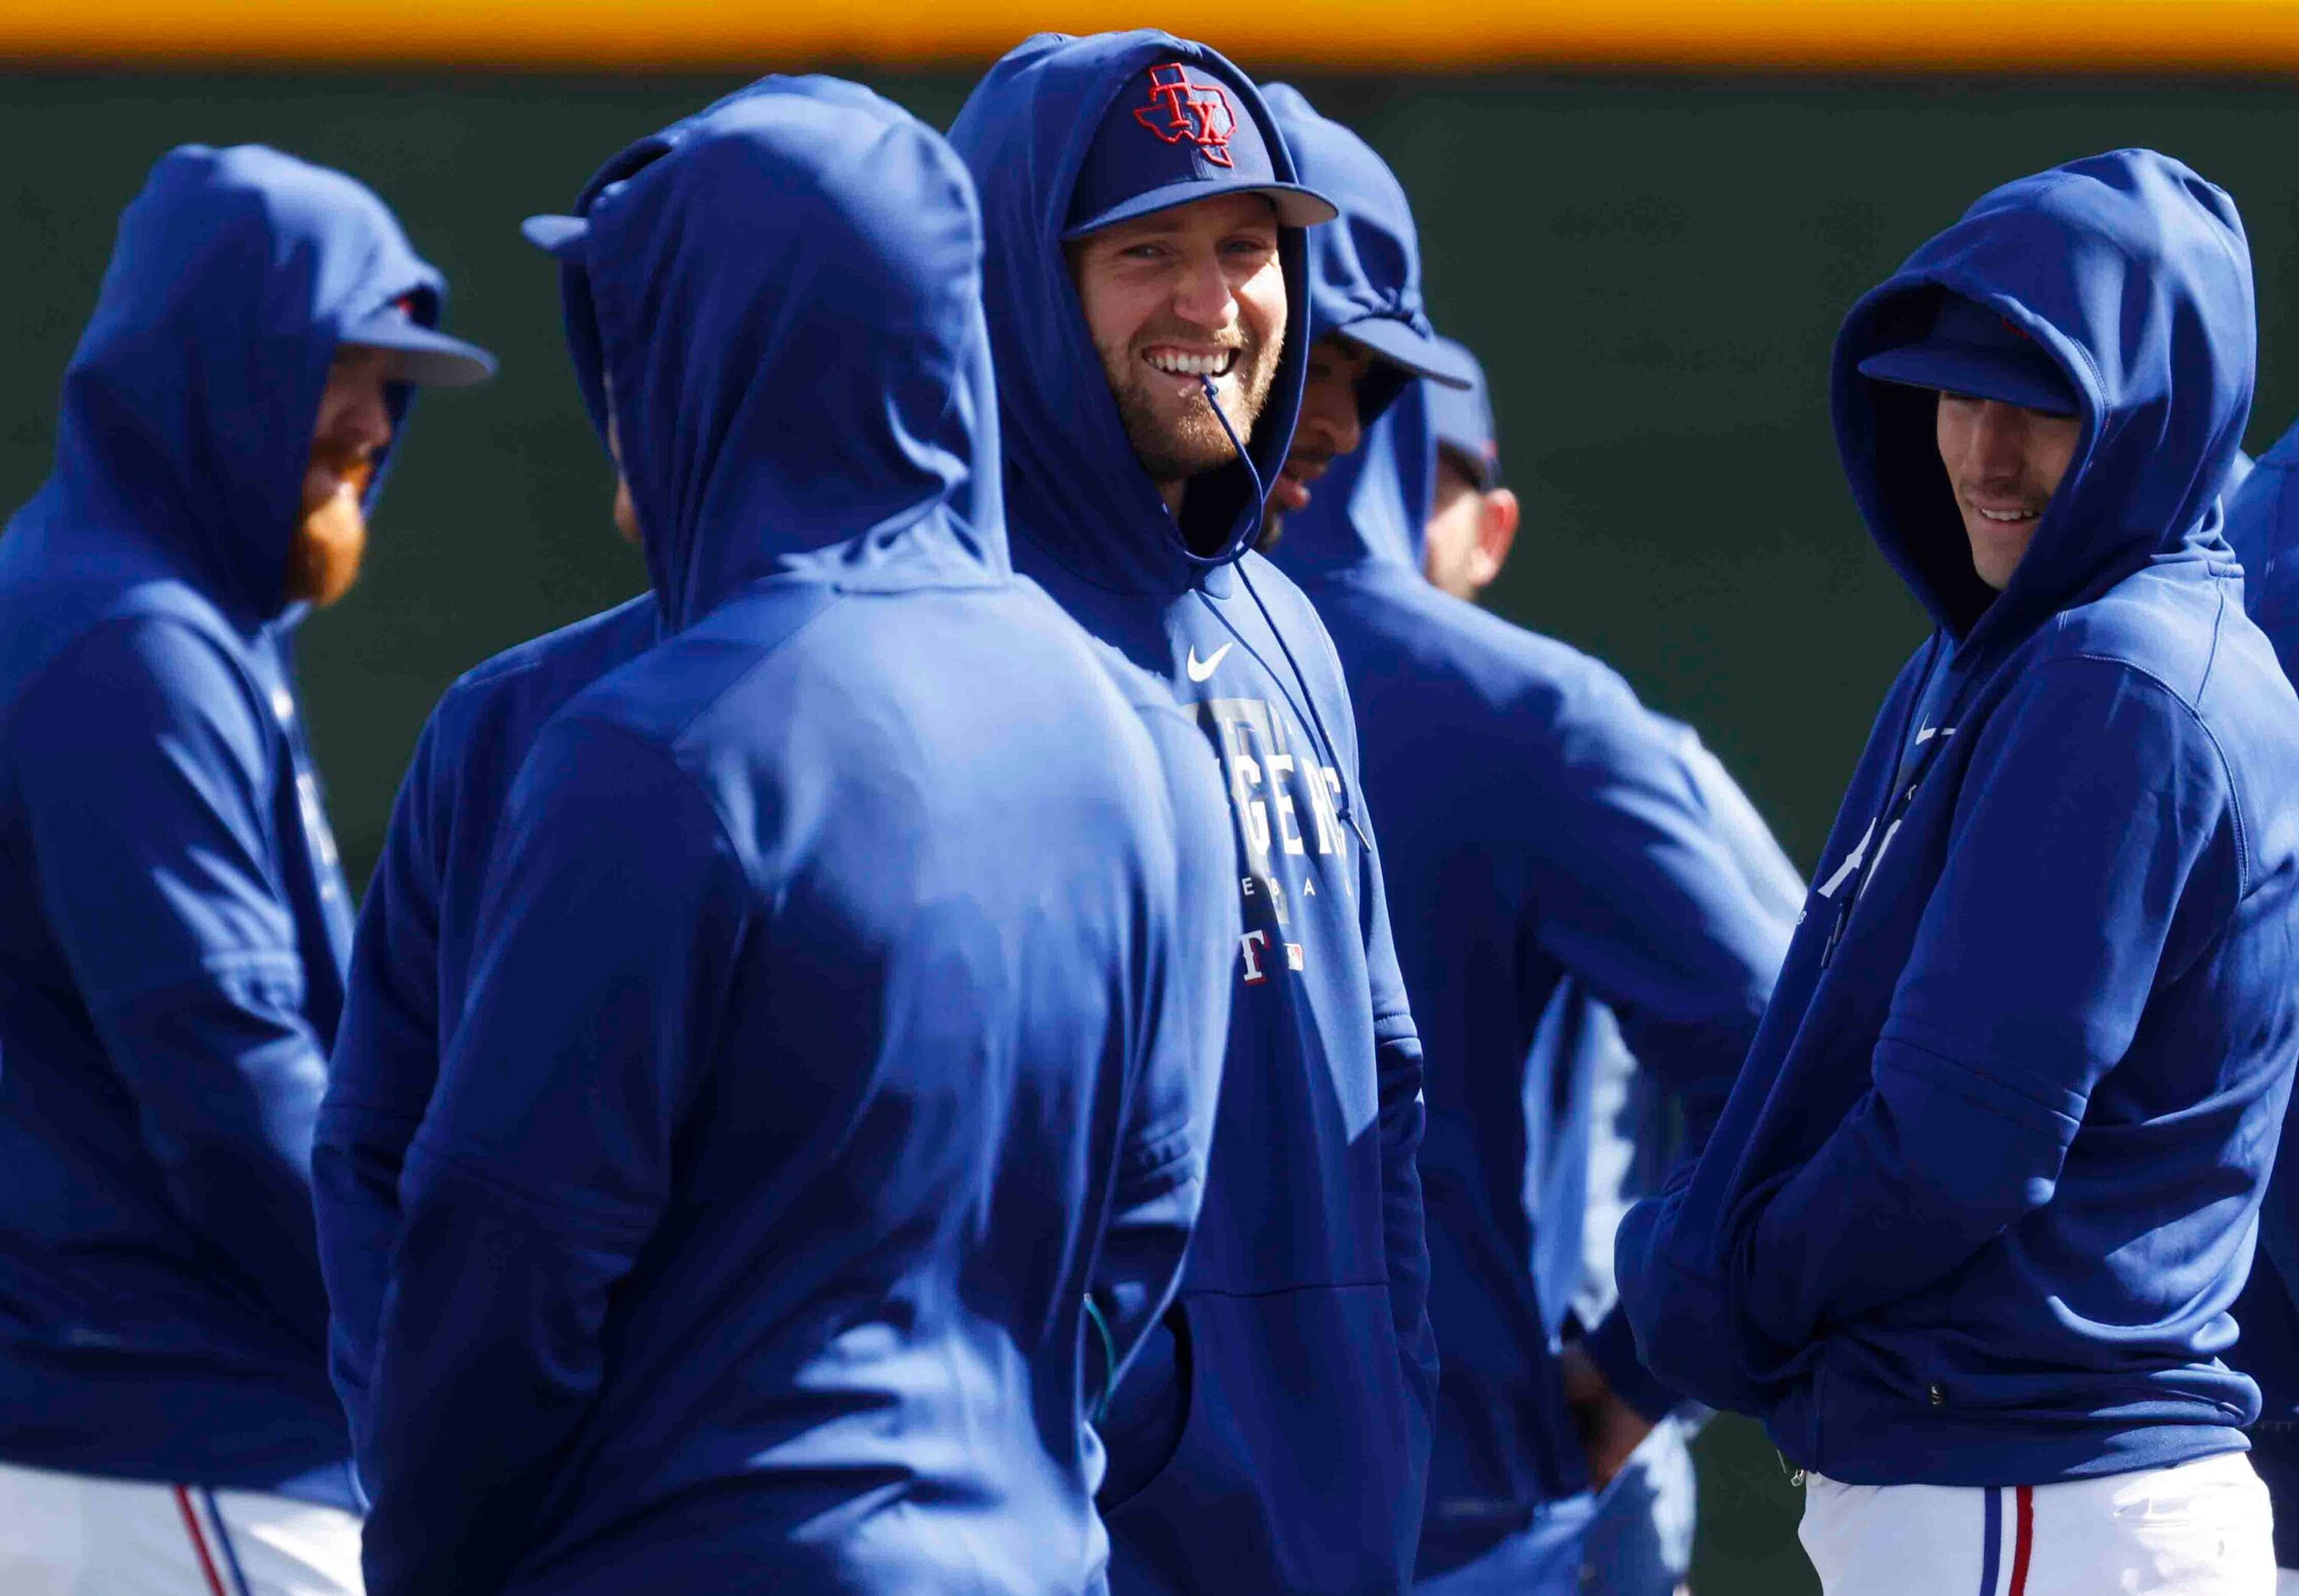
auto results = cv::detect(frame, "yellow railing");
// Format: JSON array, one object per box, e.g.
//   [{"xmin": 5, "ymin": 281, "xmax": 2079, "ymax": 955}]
[{"xmin": 7, "ymin": 0, "xmax": 2299, "ymax": 71}]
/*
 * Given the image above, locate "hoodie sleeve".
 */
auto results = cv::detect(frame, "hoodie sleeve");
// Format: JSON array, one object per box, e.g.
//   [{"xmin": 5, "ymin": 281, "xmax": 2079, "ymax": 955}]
[
  {"xmin": 1522, "ymin": 671, "xmax": 1798, "ymax": 1418},
  {"xmin": 360, "ymin": 715, "xmax": 750, "ymax": 1596},
  {"xmin": 1356, "ymin": 783, "xmax": 1439, "ymax": 1505},
  {"xmin": 1091, "ymin": 703, "xmax": 1235, "ymax": 1389},
  {"xmin": 311, "ymin": 709, "xmax": 446, "ymax": 1460},
  {"xmin": 1734, "ymin": 656, "xmax": 2234, "ymax": 1351},
  {"xmin": 1525, "ymin": 669, "xmax": 1794, "ymax": 1150},
  {"xmin": 14, "ymin": 614, "xmax": 331, "ymax": 1346},
  {"xmin": 1322, "ymin": 761, "xmax": 1430, "ymax": 1372}
]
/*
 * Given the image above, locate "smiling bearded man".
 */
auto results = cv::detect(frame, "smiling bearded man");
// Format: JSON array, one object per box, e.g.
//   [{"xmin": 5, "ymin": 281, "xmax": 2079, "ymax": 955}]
[{"xmin": 954, "ymin": 32, "xmax": 1444, "ymax": 1596}]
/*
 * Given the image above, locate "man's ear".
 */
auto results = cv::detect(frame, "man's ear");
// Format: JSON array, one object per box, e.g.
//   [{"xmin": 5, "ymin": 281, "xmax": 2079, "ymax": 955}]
[{"xmin": 1469, "ymin": 488, "xmax": 1520, "ymax": 589}]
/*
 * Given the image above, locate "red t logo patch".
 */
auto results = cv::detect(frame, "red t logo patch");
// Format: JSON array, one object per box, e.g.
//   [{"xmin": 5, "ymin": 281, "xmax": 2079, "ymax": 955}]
[{"xmin": 1134, "ymin": 64, "xmax": 1237, "ymax": 170}]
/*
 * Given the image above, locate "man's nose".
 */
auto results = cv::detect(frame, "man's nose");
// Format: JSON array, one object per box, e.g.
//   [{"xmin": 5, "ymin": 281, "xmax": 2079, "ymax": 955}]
[
  {"xmin": 341, "ymin": 384, "xmax": 394, "ymax": 456},
  {"xmin": 1968, "ymin": 401, "xmax": 2030, "ymax": 479},
  {"xmin": 1298, "ymin": 381, "xmax": 1362, "ymax": 460},
  {"xmin": 1170, "ymin": 250, "xmax": 1238, "ymax": 330},
  {"xmin": 1325, "ymin": 393, "xmax": 1363, "ymax": 460}
]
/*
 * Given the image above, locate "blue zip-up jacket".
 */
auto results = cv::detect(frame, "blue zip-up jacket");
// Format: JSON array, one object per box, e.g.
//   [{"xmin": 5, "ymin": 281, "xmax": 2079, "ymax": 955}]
[
  {"xmin": 1617, "ymin": 148, "xmax": 2299, "ymax": 1486},
  {"xmin": 950, "ymin": 35, "xmax": 1435, "ymax": 1596},
  {"xmin": 0, "ymin": 144, "xmax": 465, "ymax": 1505},
  {"xmin": 356, "ymin": 79, "xmax": 1234, "ymax": 1596},
  {"xmin": 1258, "ymin": 87, "xmax": 1798, "ymax": 1576},
  {"xmin": 313, "ymin": 592, "xmax": 654, "ymax": 1477}
]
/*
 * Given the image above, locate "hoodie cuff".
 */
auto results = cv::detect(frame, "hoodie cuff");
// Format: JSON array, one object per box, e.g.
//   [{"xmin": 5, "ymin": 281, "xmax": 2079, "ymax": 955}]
[{"xmin": 1581, "ymin": 1305, "xmax": 1680, "ymax": 1425}]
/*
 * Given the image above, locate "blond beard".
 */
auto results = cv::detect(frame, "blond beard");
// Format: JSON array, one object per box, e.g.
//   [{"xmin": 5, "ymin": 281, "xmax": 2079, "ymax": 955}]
[
  {"xmin": 1102, "ymin": 336, "xmax": 1282, "ymax": 486},
  {"xmin": 285, "ymin": 461, "xmax": 372, "ymax": 608}
]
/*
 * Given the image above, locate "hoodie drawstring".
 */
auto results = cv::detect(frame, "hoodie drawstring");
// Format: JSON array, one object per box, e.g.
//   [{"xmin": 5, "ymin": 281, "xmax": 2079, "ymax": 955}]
[{"xmin": 1199, "ymin": 376, "xmax": 1375, "ymax": 855}]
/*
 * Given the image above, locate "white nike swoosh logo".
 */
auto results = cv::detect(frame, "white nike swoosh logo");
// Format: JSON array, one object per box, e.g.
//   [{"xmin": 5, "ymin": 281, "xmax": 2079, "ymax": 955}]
[
  {"xmin": 1915, "ymin": 726, "xmax": 1956, "ymax": 744},
  {"xmin": 1186, "ymin": 642, "xmax": 1232, "ymax": 682}
]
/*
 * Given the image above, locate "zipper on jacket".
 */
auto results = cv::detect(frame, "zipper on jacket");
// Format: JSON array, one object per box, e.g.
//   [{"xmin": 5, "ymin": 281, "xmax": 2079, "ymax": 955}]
[{"xmin": 1819, "ymin": 636, "xmax": 1953, "ymax": 970}]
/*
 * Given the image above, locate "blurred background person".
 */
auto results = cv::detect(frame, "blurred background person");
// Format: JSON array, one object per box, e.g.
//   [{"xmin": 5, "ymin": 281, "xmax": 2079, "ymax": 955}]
[
  {"xmin": 1259, "ymin": 86, "xmax": 1799, "ymax": 1596},
  {"xmin": 0, "ymin": 143, "xmax": 491, "ymax": 1593},
  {"xmin": 1415, "ymin": 337, "xmax": 1809, "ymax": 1596},
  {"xmin": 2220, "ymin": 417, "xmax": 2299, "ymax": 1596},
  {"xmin": 1418, "ymin": 341, "xmax": 1520, "ymax": 603}
]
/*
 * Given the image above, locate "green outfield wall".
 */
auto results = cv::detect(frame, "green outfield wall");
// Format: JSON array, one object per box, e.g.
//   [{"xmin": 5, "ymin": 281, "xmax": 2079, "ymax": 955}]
[{"xmin": 8, "ymin": 68, "xmax": 2299, "ymax": 1594}]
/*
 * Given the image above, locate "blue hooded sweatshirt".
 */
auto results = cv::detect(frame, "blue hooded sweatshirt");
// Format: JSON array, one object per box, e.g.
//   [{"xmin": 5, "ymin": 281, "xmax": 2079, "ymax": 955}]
[
  {"xmin": 2218, "ymin": 422, "xmax": 2299, "ymax": 1556},
  {"xmin": 1258, "ymin": 87, "xmax": 1798, "ymax": 1576},
  {"xmin": 313, "ymin": 592, "xmax": 654, "ymax": 1478},
  {"xmin": 949, "ymin": 34, "xmax": 1435, "ymax": 1596},
  {"xmin": 2228, "ymin": 428, "xmax": 2299, "ymax": 684},
  {"xmin": 0, "ymin": 144, "xmax": 467, "ymax": 1505},
  {"xmin": 356, "ymin": 78, "xmax": 1235, "ymax": 1596},
  {"xmin": 1617, "ymin": 149, "xmax": 2299, "ymax": 1486}
]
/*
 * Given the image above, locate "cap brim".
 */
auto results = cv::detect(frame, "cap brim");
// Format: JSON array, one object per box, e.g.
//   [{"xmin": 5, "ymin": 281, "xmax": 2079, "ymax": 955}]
[
  {"xmin": 1337, "ymin": 316, "xmax": 1478, "ymax": 390},
  {"xmin": 1857, "ymin": 342, "xmax": 2078, "ymax": 417},
  {"xmin": 520, "ymin": 212, "xmax": 591, "ymax": 258},
  {"xmin": 1062, "ymin": 178, "xmax": 1338, "ymax": 241},
  {"xmin": 339, "ymin": 314, "xmax": 497, "ymax": 388}
]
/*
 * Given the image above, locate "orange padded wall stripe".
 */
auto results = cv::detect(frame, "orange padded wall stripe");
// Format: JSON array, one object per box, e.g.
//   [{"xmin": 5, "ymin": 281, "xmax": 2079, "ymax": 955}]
[{"xmin": 8, "ymin": 0, "xmax": 2299, "ymax": 71}]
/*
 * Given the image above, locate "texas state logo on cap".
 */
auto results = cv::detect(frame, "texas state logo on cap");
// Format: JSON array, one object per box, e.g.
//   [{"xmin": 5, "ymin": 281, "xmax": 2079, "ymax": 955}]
[{"xmin": 1063, "ymin": 57, "xmax": 1338, "ymax": 240}]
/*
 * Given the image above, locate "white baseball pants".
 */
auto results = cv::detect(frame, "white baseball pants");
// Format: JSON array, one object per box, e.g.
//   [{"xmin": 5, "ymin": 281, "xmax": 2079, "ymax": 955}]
[
  {"xmin": 0, "ymin": 1458, "xmax": 362, "ymax": 1594},
  {"xmin": 1800, "ymin": 1451, "xmax": 2274, "ymax": 1594}
]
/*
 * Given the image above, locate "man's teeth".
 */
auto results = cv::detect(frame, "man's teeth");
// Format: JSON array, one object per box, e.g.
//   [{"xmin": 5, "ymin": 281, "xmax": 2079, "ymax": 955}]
[
  {"xmin": 1977, "ymin": 507, "xmax": 2036, "ymax": 523},
  {"xmin": 1147, "ymin": 350, "xmax": 1235, "ymax": 376}
]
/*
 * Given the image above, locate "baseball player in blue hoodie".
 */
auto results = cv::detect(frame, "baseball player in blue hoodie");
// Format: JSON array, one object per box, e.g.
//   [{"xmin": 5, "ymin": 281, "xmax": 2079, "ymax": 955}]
[
  {"xmin": 354, "ymin": 78, "xmax": 1234, "ymax": 1596},
  {"xmin": 1618, "ymin": 149, "xmax": 2299, "ymax": 1593},
  {"xmin": 1256, "ymin": 89, "xmax": 1800, "ymax": 1596},
  {"xmin": 312, "ymin": 589, "xmax": 652, "ymax": 1480},
  {"xmin": 309, "ymin": 101, "xmax": 678, "ymax": 1489},
  {"xmin": 2217, "ymin": 419, "xmax": 2299, "ymax": 1593},
  {"xmin": 0, "ymin": 145, "xmax": 492, "ymax": 1593},
  {"xmin": 1418, "ymin": 333, "xmax": 1814, "ymax": 1596},
  {"xmin": 314, "ymin": 81, "xmax": 1244, "ymax": 1508},
  {"xmin": 949, "ymin": 33, "xmax": 1438, "ymax": 1596}
]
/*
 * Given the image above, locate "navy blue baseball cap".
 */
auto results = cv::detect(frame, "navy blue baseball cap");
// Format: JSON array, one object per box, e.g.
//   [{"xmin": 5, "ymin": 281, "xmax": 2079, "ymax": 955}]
[
  {"xmin": 1262, "ymin": 83, "xmax": 1475, "ymax": 392},
  {"xmin": 1857, "ymin": 293, "xmax": 2079, "ymax": 416},
  {"xmin": 1062, "ymin": 58, "xmax": 1337, "ymax": 241},
  {"xmin": 339, "ymin": 292, "xmax": 496, "ymax": 387},
  {"xmin": 1424, "ymin": 335, "xmax": 1500, "ymax": 489}
]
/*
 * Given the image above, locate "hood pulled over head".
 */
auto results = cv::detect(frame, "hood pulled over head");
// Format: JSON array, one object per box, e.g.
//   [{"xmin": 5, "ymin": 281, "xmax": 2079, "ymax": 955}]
[
  {"xmin": 1834, "ymin": 148, "xmax": 2253, "ymax": 645},
  {"xmin": 1260, "ymin": 83, "xmax": 1473, "ymax": 425},
  {"xmin": 534, "ymin": 76, "xmax": 1005, "ymax": 633},
  {"xmin": 54, "ymin": 144, "xmax": 454, "ymax": 624},
  {"xmin": 1268, "ymin": 376, "xmax": 1435, "ymax": 579},
  {"xmin": 948, "ymin": 31, "xmax": 1320, "ymax": 594}
]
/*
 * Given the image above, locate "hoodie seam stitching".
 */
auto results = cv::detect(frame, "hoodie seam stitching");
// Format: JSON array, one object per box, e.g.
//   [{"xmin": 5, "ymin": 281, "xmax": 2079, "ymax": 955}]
[
  {"xmin": 2197, "ymin": 584, "xmax": 2228, "ymax": 706},
  {"xmin": 554, "ymin": 708, "xmax": 772, "ymax": 903},
  {"xmin": 2059, "ymin": 648, "xmax": 2249, "ymax": 900}
]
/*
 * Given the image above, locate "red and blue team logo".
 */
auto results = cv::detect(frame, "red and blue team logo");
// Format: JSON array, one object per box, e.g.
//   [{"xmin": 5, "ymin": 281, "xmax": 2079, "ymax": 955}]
[{"xmin": 1134, "ymin": 63, "xmax": 1237, "ymax": 169}]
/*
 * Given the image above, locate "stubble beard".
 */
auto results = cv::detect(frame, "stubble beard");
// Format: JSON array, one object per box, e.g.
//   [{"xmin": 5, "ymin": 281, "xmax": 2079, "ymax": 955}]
[{"xmin": 1102, "ymin": 331, "xmax": 1283, "ymax": 488}]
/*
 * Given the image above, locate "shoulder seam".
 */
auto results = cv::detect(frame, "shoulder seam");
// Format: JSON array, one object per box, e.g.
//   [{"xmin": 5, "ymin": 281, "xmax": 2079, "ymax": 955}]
[{"xmin": 2058, "ymin": 649, "xmax": 2248, "ymax": 900}]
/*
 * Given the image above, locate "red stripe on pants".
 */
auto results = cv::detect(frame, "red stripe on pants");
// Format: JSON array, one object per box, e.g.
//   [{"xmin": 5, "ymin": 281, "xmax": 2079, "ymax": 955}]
[
  {"xmin": 2008, "ymin": 1484, "xmax": 2036, "ymax": 1595},
  {"xmin": 173, "ymin": 1485, "xmax": 229, "ymax": 1596}
]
